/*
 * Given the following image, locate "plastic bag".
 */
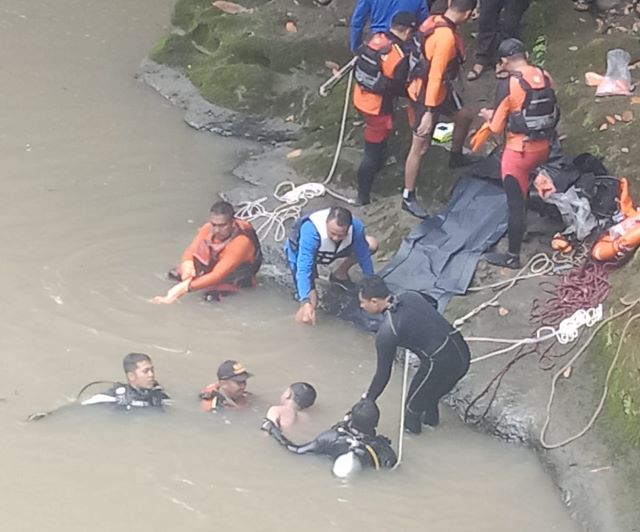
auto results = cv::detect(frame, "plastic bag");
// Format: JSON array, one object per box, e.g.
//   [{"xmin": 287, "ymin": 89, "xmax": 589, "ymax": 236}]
[
  {"xmin": 545, "ymin": 187, "xmax": 597, "ymax": 241},
  {"xmin": 596, "ymin": 49, "xmax": 634, "ymax": 97}
]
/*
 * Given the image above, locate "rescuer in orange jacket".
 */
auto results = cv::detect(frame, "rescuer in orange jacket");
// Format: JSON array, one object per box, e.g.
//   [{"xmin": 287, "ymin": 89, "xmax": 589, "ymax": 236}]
[
  {"xmin": 352, "ymin": 11, "xmax": 415, "ymax": 205},
  {"xmin": 477, "ymin": 38, "xmax": 559, "ymax": 269},
  {"xmin": 153, "ymin": 200, "xmax": 262, "ymax": 304},
  {"xmin": 401, "ymin": 0, "xmax": 477, "ymax": 218}
]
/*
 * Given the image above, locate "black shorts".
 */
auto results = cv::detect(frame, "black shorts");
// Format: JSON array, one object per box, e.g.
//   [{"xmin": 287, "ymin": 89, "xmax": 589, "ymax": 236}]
[{"xmin": 410, "ymin": 88, "xmax": 464, "ymax": 136}]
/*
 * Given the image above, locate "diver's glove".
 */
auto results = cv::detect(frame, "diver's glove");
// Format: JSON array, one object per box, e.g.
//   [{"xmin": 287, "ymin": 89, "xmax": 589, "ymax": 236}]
[{"xmin": 261, "ymin": 418, "xmax": 289, "ymax": 445}]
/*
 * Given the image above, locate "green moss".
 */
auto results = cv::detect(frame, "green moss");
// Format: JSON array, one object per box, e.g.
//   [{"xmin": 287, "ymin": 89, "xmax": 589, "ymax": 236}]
[
  {"xmin": 172, "ymin": 0, "xmax": 212, "ymax": 32},
  {"xmin": 189, "ymin": 63, "xmax": 275, "ymax": 111},
  {"xmin": 150, "ymin": 33, "xmax": 198, "ymax": 67}
]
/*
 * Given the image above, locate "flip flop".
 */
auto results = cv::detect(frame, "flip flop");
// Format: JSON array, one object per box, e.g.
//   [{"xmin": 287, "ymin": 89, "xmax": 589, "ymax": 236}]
[
  {"xmin": 466, "ymin": 64, "xmax": 485, "ymax": 81},
  {"xmin": 495, "ymin": 67, "xmax": 509, "ymax": 80}
]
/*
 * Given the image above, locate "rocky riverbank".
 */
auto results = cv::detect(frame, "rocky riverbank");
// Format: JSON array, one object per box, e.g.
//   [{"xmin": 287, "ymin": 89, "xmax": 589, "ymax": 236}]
[{"xmin": 138, "ymin": 1, "xmax": 640, "ymax": 530}]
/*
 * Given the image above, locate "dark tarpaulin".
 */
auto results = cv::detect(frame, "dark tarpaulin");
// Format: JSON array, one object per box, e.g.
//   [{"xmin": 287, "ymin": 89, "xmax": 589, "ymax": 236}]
[
  {"xmin": 381, "ymin": 174, "xmax": 508, "ymax": 311},
  {"xmin": 339, "ymin": 160, "xmax": 509, "ymax": 331}
]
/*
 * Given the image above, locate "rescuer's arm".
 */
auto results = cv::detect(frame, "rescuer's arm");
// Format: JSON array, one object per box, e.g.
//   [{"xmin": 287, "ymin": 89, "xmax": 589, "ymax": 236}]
[
  {"xmin": 365, "ymin": 322, "xmax": 398, "ymax": 401},
  {"xmin": 352, "ymin": 219, "xmax": 375, "ymax": 277}
]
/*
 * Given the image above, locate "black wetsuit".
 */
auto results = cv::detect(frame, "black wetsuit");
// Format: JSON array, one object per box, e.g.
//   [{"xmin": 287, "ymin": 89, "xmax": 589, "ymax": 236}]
[
  {"xmin": 262, "ymin": 419, "xmax": 397, "ymax": 470},
  {"xmin": 366, "ymin": 291, "xmax": 470, "ymax": 425},
  {"xmin": 85, "ymin": 382, "xmax": 171, "ymax": 410}
]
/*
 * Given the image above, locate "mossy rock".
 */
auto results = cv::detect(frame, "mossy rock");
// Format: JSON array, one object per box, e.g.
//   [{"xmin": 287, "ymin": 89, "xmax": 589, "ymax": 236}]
[
  {"xmin": 189, "ymin": 63, "xmax": 275, "ymax": 110},
  {"xmin": 150, "ymin": 33, "xmax": 198, "ymax": 67}
]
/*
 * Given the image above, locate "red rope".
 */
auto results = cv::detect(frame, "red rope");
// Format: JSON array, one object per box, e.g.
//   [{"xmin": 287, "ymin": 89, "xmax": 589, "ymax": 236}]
[{"xmin": 531, "ymin": 260, "xmax": 611, "ymax": 328}]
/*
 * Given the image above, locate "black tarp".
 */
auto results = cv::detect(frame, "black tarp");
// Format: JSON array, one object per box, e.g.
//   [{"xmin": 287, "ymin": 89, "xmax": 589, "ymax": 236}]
[
  {"xmin": 380, "ymin": 174, "xmax": 509, "ymax": 311},
  {"xmin": 339, "ymin": 160, "xmax": 510, "ymax": 331}
]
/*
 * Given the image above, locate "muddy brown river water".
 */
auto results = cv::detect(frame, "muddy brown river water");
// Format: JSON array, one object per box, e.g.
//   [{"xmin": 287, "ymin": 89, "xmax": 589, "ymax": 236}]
[{"xmin": 0, "ymin": 1, "xmax": 583, "ymax": 531}]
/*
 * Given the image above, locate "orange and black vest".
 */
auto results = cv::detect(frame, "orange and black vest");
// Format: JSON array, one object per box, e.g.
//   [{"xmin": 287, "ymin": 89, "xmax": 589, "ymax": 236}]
[
  {"xmin": 353, "ymin": 32, "xmax": 406, "ymax": 116},
  {"xmin": 407, "ymin": 15, "xmax": 465, "ymax": 104},
  {"xmin": 506, "ymin": 67, "xmax": 559, "ymax": 140},
  {"xmin": 193, "ymin": 219, "xmax": 262, "ymax": 287}
]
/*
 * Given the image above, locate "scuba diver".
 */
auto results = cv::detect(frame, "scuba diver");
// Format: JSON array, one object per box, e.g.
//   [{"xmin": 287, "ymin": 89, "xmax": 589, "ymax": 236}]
[
  {"xmin": 82, "ymin": 353, "xmax": 171, "ymax": 409},
  {"xmin": 262, "ymin": 398, "xmax": 397, "ymax": 476},
  {"xmin": 358, "ymin": 276, "xmax": 470, "ymax": 434},
  {"xmin": 27, "ymin": 353, "xmax": 171, "ymax": 420}
]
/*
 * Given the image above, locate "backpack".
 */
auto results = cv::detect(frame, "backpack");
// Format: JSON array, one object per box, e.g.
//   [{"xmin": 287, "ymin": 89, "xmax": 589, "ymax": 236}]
[
  {"xmin": 354, "ymin": 33, "xmax": 393, "ymax": 95},
  {"xmin": 507, "ymin": 70, "xmax": 560, "ymax": 140}
]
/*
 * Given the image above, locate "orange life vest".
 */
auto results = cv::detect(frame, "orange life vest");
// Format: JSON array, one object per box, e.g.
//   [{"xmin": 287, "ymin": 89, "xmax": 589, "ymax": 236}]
[
  {"xmin": 592, "ymin": 178, "xmax": 640, "ymax": 262},
  {"xmin": 193, "ymin": 218, "xmax": 262, "ymax": 286},
  {"xmin": 407, "ymin": 15, "xmax": 465, "ymax": 104},
  {"xmin": 353, "ymin": 32, "xmax": 406, "ymax": 116},
  {"xmin": 506, "ymin": 67, "xmax": 559, "ymax": 140}
]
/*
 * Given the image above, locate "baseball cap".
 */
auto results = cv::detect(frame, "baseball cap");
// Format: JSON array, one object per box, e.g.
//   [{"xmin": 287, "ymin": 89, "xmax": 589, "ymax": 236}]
[
  {"xmin": 498, "ymin": 38, "xmax": 527, "ymax": 59},
  {"xmin": 217, "ymin": 360, "xmax": 252, "ymax": 382},
  {"xmin": 391, "ymin": 11, "xmax": 417, "ymax": 29}
]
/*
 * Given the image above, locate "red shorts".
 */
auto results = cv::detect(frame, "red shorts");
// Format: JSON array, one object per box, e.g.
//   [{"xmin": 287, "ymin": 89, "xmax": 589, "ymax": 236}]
[
  {"xmin": 501, "ymin": 146, "xmax": 551, "ymax": 196},
  {"xmin": 363, "ymin": 113, "xmax": 393, "ymax": 143}
]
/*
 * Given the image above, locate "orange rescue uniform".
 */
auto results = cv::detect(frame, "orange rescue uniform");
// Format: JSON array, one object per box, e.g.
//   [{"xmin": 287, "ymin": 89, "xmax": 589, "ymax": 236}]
[
  {"xmin": 489, "ymin": 65, "xmax": 555, "ymax": 196},
  {"xmin": 181, "ymin": 218, "xmax": 260, "ymax": 292},
  {"xmin": 407, "ymin": 14, "xmax": 465, "ymax": 109},
  {"xmin": 488, "ymin": 64, "xmax": 555, "ymax": 153}
]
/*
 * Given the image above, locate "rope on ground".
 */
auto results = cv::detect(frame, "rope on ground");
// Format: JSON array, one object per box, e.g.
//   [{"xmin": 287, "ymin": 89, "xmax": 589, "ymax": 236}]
[
  {"xmin": 453, "ymin": 253, "xmax": 555, "ymax": 329},
  {"xmin": 467, "ymin": 304, "xmax": 603, "ymax": 365},
  {"xmin": 539, "ymin": 297, "xmax": 640, "ymax": 449},
  {"xmin": 235, "ymin": 70, "xmax": 355, "ymax": 242},
  {"xmin": 531, "ymin": 259, "xmax": 612, "ymax": 328}
]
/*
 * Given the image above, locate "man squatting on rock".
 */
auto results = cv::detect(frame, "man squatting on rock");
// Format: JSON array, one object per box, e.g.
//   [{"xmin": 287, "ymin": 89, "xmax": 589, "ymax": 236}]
[{"xmin": 285, "ymin": 206, "xmax": 378, "ymax": 326}]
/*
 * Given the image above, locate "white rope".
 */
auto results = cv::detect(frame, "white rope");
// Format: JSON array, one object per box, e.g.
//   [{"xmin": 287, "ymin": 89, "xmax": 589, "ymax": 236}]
[
  {"xmin": 468, "ymin": 304, "xmax": 603, "ymax": 364},
  {"xmin": 392, "ymin": 349, "xmax": 411, "ymax": 470},
  {"xmin": 235, "ymin": 70, "xmax": 355, "ymax": 242},
  {"xmin": 453, "ymin": 253, "xmax": 555, "ymax": 329},
  {"xmin": 540, "ymin": 300, "xmax": 640, "ymax": 449}
]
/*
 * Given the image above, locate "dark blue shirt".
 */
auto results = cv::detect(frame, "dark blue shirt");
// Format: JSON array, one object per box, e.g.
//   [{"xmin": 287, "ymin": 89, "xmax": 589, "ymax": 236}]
[{"xmin": 350, "ymin": 0, "xmax": 430, "ymax": 52}]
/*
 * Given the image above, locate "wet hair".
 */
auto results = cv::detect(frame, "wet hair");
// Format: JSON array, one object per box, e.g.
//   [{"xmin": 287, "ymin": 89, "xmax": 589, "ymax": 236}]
[
  {"xmin": 326, "ymin": 206, "xmax": 353, "ymax": 228},
  {"xmin": 450, "ymin": 0, "xmax": 477, "ymax": 12},
  {"xmin": 358, "ymin": 275, "xmax": 391, "ymax": 300},
  {"xmin": 209, "ymin": 200, "xmax": 235, "ymax": 218},
  {"xmin": 290, "ymin": 382, "xmax": 317, "ymax": 410},
  {"xmin": 123, "ymin": 352, "xmax": 151, "ymax": 374},
  {"xmin": 350, "ymin": 399, "xmax": 380, "ymax": 434}
]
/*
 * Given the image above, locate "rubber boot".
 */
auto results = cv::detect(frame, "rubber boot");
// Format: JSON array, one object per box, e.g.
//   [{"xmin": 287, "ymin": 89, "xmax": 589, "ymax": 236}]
[
  {"xmin": 421, "ymin": 403, "xmax": 440, "ymax": 427},
  {"xmin": 404, "ymin": 410, "xmax": 423, "ymax": 434}
]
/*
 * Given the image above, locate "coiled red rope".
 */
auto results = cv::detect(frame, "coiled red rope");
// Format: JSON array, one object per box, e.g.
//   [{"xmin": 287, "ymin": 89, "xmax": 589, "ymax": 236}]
[{"xmin": 530, "ymin": 260, "xmax": 611, "ymax": 328}]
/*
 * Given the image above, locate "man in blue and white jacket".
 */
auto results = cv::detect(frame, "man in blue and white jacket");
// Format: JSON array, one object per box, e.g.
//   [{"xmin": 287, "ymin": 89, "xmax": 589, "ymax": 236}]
[{"xmin": 285, "ymin": 206, "xmax": 378, "ymax": 325}]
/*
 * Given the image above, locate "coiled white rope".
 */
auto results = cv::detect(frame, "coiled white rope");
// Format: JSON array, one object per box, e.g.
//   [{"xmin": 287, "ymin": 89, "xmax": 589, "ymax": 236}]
[
  {"xmin": 236, "ymin": 71, "xmax": 355, "ymax": 242},
  {"xmin": 468, "ymin": 304, "xmax": 603, "ymax": 364}
]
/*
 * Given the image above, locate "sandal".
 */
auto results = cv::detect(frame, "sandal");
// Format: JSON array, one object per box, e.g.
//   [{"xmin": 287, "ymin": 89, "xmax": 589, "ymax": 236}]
[
  {"xmin": 495, "ymin": 65, "xmax": 509, "ymax": 80},
  {"xmin": 574, "ymin": 0, "xmax": 591, "ymax": 11},
  {"xmin": 466, "ymin": 64, "xmax": 485, "ymax": 81}
]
